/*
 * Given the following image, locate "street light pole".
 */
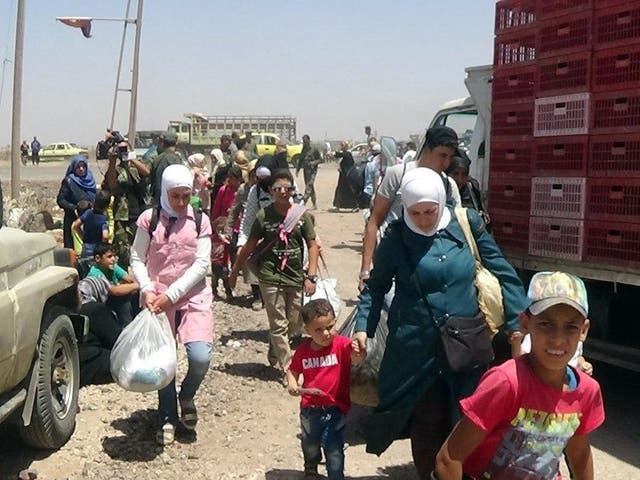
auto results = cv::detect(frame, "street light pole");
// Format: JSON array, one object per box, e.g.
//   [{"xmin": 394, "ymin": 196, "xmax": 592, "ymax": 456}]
[
  {"xmin": 10, "ymin": 0, "xmax": 25, "ymax": 200},
  {"xmin": 127, "ymin": 0, "xmax": 143, "ymax": 146}
]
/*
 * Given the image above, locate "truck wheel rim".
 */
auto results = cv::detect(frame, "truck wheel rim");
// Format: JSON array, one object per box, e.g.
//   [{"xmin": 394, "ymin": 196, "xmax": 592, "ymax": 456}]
[{"xmin": 50, "ymin": 337, "xmax": 74, "ymax": 419}]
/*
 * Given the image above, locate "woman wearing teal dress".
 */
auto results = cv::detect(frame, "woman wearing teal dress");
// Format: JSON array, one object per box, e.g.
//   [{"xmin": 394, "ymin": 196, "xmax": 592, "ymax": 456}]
[{"xmin": 352, "ymin": 168, "xmax": 528, "ymax": 479}]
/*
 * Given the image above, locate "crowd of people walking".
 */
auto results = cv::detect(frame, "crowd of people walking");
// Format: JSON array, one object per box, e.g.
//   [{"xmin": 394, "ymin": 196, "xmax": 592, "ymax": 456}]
[{"xmin": 57, "ymin": 125, "xmax": 603, "ymax": 480}]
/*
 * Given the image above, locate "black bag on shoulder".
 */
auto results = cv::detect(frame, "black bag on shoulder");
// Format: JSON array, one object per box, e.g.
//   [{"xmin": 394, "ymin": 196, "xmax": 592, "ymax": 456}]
[{"xmin": 412, "ymin": 270, "xmax": 494, "ymax": 372}]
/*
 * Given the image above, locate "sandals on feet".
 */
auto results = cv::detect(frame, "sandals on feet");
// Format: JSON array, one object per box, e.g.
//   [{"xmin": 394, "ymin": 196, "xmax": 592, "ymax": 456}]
[
  {"xmin": 180, "ymin": 399, "xmax": 198, "ymax": 431},
  {"xmin": 156, "ymin": 422, "xmax": 175, "ymax": 445}
]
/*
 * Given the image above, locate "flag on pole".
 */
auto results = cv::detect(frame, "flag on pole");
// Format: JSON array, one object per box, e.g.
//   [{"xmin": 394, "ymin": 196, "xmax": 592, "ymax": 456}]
[{"xmin": 57, "ymin": 17, "xmax": 92, "ymax": 38}]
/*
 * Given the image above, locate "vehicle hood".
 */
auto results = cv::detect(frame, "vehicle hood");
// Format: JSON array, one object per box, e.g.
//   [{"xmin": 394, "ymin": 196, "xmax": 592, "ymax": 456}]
[{"xmin": 0, "ymin": 228, "xmax": 56, "ymax": 273}]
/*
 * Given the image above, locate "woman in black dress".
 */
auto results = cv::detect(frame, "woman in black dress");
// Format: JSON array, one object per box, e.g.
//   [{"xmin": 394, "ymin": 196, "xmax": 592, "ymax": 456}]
[{"xmin": 332, "ymin": 141, "xmax": 360, "ymax": 210}]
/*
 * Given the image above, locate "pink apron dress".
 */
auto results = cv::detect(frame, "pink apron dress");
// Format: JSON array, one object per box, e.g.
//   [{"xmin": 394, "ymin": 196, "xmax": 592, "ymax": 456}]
[{"xmin": 137, "ymin": 206, "xmax": 214, "ymax": 344}]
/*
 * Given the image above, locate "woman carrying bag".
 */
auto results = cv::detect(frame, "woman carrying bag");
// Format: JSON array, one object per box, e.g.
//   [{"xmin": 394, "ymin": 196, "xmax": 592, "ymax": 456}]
[
  {"xmin": 352, "ymin": 168, "xmax": 528, "ymax": 480},
  {"xmin": 57, "ymin": 155, "xmax": 97, "ymax": 248}
]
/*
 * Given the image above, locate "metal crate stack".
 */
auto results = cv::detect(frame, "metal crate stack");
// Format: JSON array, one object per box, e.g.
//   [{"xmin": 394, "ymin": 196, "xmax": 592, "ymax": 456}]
[{"xmin": 490, "ymin": 0, "xmax": 640, "ymax": 267}]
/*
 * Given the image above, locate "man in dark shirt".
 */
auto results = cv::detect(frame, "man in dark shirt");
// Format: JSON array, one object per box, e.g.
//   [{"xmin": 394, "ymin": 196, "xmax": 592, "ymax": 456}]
[
  {"xmin": 295, "ymin": 134, "xmax": 321, "ymax": 210},
  {"xmin": 150, "ymin": 131, "xmax": 182, "ymax": 204}
]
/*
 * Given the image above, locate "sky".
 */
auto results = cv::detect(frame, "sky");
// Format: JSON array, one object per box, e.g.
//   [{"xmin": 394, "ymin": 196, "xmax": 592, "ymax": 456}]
[{"xmin": 0, "ymin": 0, "xmax": 494, "ymax": 147}]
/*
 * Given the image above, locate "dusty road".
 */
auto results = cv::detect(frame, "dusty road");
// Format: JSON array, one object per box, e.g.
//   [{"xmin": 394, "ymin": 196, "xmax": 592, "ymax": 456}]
[{"xmin": 0, "ymin": 164, "xmax": 639, "ymax": 479}]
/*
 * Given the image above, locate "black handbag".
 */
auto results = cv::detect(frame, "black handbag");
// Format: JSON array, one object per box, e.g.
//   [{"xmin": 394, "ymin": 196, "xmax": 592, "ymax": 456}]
[{"xmin": 412, "ymin": 272, "xmax": 494, "ymax": 372}]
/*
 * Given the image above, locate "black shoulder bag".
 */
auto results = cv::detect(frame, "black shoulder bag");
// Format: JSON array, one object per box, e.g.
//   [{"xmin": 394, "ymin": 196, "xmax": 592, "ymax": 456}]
[{"xmin": 403, "ymin": 232, "xmax": 494, "ymax": 372}]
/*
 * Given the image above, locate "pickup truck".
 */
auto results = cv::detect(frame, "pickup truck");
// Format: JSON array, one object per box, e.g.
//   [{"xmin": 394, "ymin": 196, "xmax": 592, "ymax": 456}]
[{"xmin": 0, "ymin": 217, "xmax": 87, "ymax": 448}]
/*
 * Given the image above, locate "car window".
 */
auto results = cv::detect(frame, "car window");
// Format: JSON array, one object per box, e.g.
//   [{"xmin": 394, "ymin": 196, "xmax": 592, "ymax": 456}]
[
  {"xmin": 264, "ymin": 136, "xmax": 276, "ymax": 146},
  {"xmin": 56, "ymin": 144, "xmax": 66, "ymax": 150}
]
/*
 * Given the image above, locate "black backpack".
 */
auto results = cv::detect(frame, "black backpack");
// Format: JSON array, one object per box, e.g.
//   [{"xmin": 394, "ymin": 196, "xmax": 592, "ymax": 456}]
[{"xmin": 148, "ymin": 206, "xmax": 204, "ymax": 236}]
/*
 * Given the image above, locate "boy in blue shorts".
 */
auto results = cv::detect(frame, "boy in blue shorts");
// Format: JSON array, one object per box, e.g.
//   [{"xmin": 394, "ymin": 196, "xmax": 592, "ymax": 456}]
[
  {"xmin": 435, "ymin": 271, "xmax": 605, "ymax": 480},
  {"xmin": 287, "ymin": 299, "xmax": 364, "ymax": 480}
]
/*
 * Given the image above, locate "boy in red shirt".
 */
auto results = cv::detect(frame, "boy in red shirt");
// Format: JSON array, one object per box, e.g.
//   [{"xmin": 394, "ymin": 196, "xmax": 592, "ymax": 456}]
[
  {"xmin": 435, "ymin": 271, "xmax": 605, "ymax": 480},
  {"xmin": 287, "ymin": 299, "xmax": 364, "ymax": 480}
]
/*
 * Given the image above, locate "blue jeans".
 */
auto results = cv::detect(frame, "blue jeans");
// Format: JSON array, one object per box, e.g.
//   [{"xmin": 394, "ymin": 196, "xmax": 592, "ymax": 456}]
[
  {"xmin": 300, "ymin": 406, "xmax": 345, "ymax": 480},
  {"xmin": 157, "ymin": 341, "xmax": 212, "ymax": 426}
]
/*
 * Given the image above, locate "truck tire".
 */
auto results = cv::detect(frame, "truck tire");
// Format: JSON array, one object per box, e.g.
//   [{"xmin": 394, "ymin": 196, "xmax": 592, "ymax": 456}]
[{"xmin": 19, "ymin": 307, "xmax": 80, "ymax": 449}]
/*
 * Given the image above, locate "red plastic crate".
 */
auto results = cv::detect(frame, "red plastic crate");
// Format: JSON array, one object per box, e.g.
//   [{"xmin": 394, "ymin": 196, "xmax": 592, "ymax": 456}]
[
  {"xmin": 588, "ymin": 134, "xmax": 640, "ymax": 177},
  {"xmin": 531, "ymin": 177, "xmax": 586, "ymax": 219},
  {"xmin": 594, "ymin": 5, "xmax": 640, "ymax": 50},
  {"xmin": 529, "ymin": 217, "xmax": 584, "ymax": 261},
  {"xmin": 536, "ymin": 0, "xmax": 592, "ymax": 20},
  {"xmin": 586, "ymin": 178, "xmax": 640, "ymax": 223},
  {"xmin": 491, "ymin": 213, "xmax": 530, "ymax": 253},
  {"xmin": 534, "ymin": 93, "xmax": 590, "ymax": 137},
  {"xmin": 591, "ymin": 90, "xmax": 640, "ymax": 134},
  {"xmin": 584, "ymin": 221, "xmax": 640, "ymax": 268},
  {"xmin": 495, "ymin": 0, "xmax": 536, "ymax": 34},
  {"xmin": 490, "ymin": 137, "xmax": 533, "ymax": 174},
  {"xmin": 537, "ymin": 11, "xmax": 592, "ymax": 59},
  {"xmin": 493, "ymin": 101, "xmax": 535, "ymax": 136},
  {"xmin": 533, "ymin": 136, "xmax": 588, "ymax": 176},
  {"xmin": 493, "ymin": 66, "xmax": 536, "ymax": 103},
  {"xmin": 494, "ymin": 29, "xmax": 537, "ymax": 67},
  {"xmin": 592, "ymin": 44, "xmax": 640, "ymax": 92},
  {"xmin": 536, "ymin": 52, "xmax": 591, "ymax": 96},
  {"xmin": 488, "ymin": 174, "xmax": 531, "ymax": 215}
]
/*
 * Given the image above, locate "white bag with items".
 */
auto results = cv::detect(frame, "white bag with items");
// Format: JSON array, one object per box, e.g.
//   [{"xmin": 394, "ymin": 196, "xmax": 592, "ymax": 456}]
[
  {"xmin": 304, "ymin": 277, "xmax": 341, "ymax": 318},
  {"xmin": 110, "ymin": 309, "xmax": 177, "ymax": 393}
]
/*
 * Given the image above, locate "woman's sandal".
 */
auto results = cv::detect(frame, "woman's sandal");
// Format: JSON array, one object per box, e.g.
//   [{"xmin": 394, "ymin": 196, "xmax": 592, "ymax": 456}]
[
  {"xmin": 180, "ymin": 399, "xmax": 198, "ymax": 431},
  {"xmin": 156, "ymin": 422, "xmax": 175, "ymax": 445}
]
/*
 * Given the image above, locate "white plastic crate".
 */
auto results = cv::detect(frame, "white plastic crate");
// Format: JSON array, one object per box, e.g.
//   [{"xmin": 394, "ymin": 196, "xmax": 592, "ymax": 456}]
[
  {"xmin": 530, "ymin": 177, "xmax": 586, "ymax": 219},
  {"xmin": 529, "ymin": 217, "xmax": 584, "ymax": 261},
  {"xmin": 534, "ymin": 92, "xmax": 590, "ymax": 137}
]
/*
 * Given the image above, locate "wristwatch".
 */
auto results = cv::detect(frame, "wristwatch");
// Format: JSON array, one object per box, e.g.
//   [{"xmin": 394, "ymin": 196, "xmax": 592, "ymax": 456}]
[{"xmin": 305, "ymin": 275, "xmax": 318, "ymax": 284}]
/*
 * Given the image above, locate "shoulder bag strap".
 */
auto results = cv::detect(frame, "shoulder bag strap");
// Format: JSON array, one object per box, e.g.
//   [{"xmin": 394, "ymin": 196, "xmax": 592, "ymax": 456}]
[{"xmin": 454, "ymin": 207, "xmax": 481, "ymax": 267}]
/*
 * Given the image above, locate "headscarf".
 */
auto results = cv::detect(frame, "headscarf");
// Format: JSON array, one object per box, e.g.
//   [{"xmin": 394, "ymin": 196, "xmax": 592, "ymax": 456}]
[
  {"xmin": 161, "ymin": 164, "xmax": 194, "ymax": 218},
  {"xmin": 210, "ymin": 148, "xmax": 224, "ymax": 166},
  {"xmin": 65, "ymin": 155, "xmax": 96, "ymax": 194},
  {"xmin": 187, "ymin": 153, "xmax": 206, "ymax": 170},
  {"xmin": 446, "ymin": 149, "xmax": 471, "ymax": 175},
  {"xmin": 400, "ymin": 167, "xmax": 451, "ymax": 236}
]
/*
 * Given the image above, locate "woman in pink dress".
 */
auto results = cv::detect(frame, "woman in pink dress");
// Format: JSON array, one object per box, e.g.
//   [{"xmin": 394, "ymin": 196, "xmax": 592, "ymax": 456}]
[{"xmin": 130, "ymin": 164, "xmax": 213, "ymax": 445}]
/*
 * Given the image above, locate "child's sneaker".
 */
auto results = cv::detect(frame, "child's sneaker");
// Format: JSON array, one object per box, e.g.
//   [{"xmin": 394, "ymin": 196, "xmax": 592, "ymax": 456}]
[{"xmin": 156, "ymin": 422, "xmax": 175, "ymax": 446}]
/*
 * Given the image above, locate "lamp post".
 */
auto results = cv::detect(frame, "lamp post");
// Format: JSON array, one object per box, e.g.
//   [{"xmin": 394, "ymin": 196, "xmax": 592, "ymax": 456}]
[
  {"xmin": 10, "ymin": 0, "xmax": 25, "ymax": 200},
  {"xmin": 57, "ymin": 0, "xmax": 144, "ymax": 145}
]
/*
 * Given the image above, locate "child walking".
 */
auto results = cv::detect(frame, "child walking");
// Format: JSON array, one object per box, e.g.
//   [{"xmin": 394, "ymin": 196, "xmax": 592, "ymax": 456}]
[
  {"xmin": 130, "ymin": 164, "xmax": 214, "ymax": 445},
  {"xmin": 435, "ymin": 271, "xmax": 605, "ymax": 480},
  {"xmin": 72, "ymin": 190, "xmax": 110, "ymax": 259},
  {"xmin": 287, "ymin": 299, "xmax": 364, "ymax": 480},
  {"xmin": 210, "ymin": 166, "xmax": 244, "ymax": 301}
]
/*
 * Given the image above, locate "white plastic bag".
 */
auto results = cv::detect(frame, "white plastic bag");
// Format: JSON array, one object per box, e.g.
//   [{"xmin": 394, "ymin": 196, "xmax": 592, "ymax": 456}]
[
  {"xmin": 110, "ymin": 309, "xmax": 177, "ymax": 393},
  {"xmin": 304, "ymin": 277, "xmax": 341, "ymax": 318}
]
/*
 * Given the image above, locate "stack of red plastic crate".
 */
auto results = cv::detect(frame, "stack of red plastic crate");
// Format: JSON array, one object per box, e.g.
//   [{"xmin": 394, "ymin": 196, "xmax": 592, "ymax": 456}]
[
  {"xmin": 490, "ymin": 0, "xmax": 640, "ymax": 268},
  {"xmin": 490, "ymin": 0, "xmax": 537, "ymax": 254}
]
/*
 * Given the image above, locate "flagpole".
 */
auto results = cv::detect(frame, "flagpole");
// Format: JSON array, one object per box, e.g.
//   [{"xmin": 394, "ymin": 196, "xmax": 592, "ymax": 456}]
[
  {"xmin": 10, "ymin": 0, "xmax": 25, "ymax": 200},
  {"xmin": 127, "ymin": 0, "xmax": 143, "ymax": 146}
]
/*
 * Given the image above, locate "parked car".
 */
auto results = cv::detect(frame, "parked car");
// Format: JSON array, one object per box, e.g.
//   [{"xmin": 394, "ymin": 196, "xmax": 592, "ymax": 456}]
[
  {"xmin": 240, "ymin": 132, "xmax": 303, "ymax": 165},
  {"xmin": 0, "ymin": 226, "xmax": 86, "ymax": 449},
  {"xmin": 39, "ymin": 143, "xmax": 89, "ymax": 162}
]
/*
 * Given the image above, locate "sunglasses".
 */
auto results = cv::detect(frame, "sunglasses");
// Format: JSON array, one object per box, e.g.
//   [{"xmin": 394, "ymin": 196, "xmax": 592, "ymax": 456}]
[{"xmin": 272, "ymin": 185, "xmax": 295, "ymax": 193}]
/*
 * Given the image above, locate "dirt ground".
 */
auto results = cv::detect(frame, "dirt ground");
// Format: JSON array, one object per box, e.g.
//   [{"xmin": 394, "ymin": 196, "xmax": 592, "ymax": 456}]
[{"xmin": 0, "ymin": 164, "xmax": 639, "ymax": 479}]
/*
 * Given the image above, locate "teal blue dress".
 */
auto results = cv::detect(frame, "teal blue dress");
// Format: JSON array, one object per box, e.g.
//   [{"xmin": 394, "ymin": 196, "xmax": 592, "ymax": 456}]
[{"xmin": 354, "ymin": 207, "xmax": 529, "ymax": 455}]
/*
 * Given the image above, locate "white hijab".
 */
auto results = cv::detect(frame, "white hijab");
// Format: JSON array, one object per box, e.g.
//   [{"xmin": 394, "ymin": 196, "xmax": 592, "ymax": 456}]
[
  {"xmin": 161, "ymin": 164, "xmax": 194, "ymax": 218},
  {"xmin": 400, "ymin": 167, "xmax": 451, "ymax": 236}
]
